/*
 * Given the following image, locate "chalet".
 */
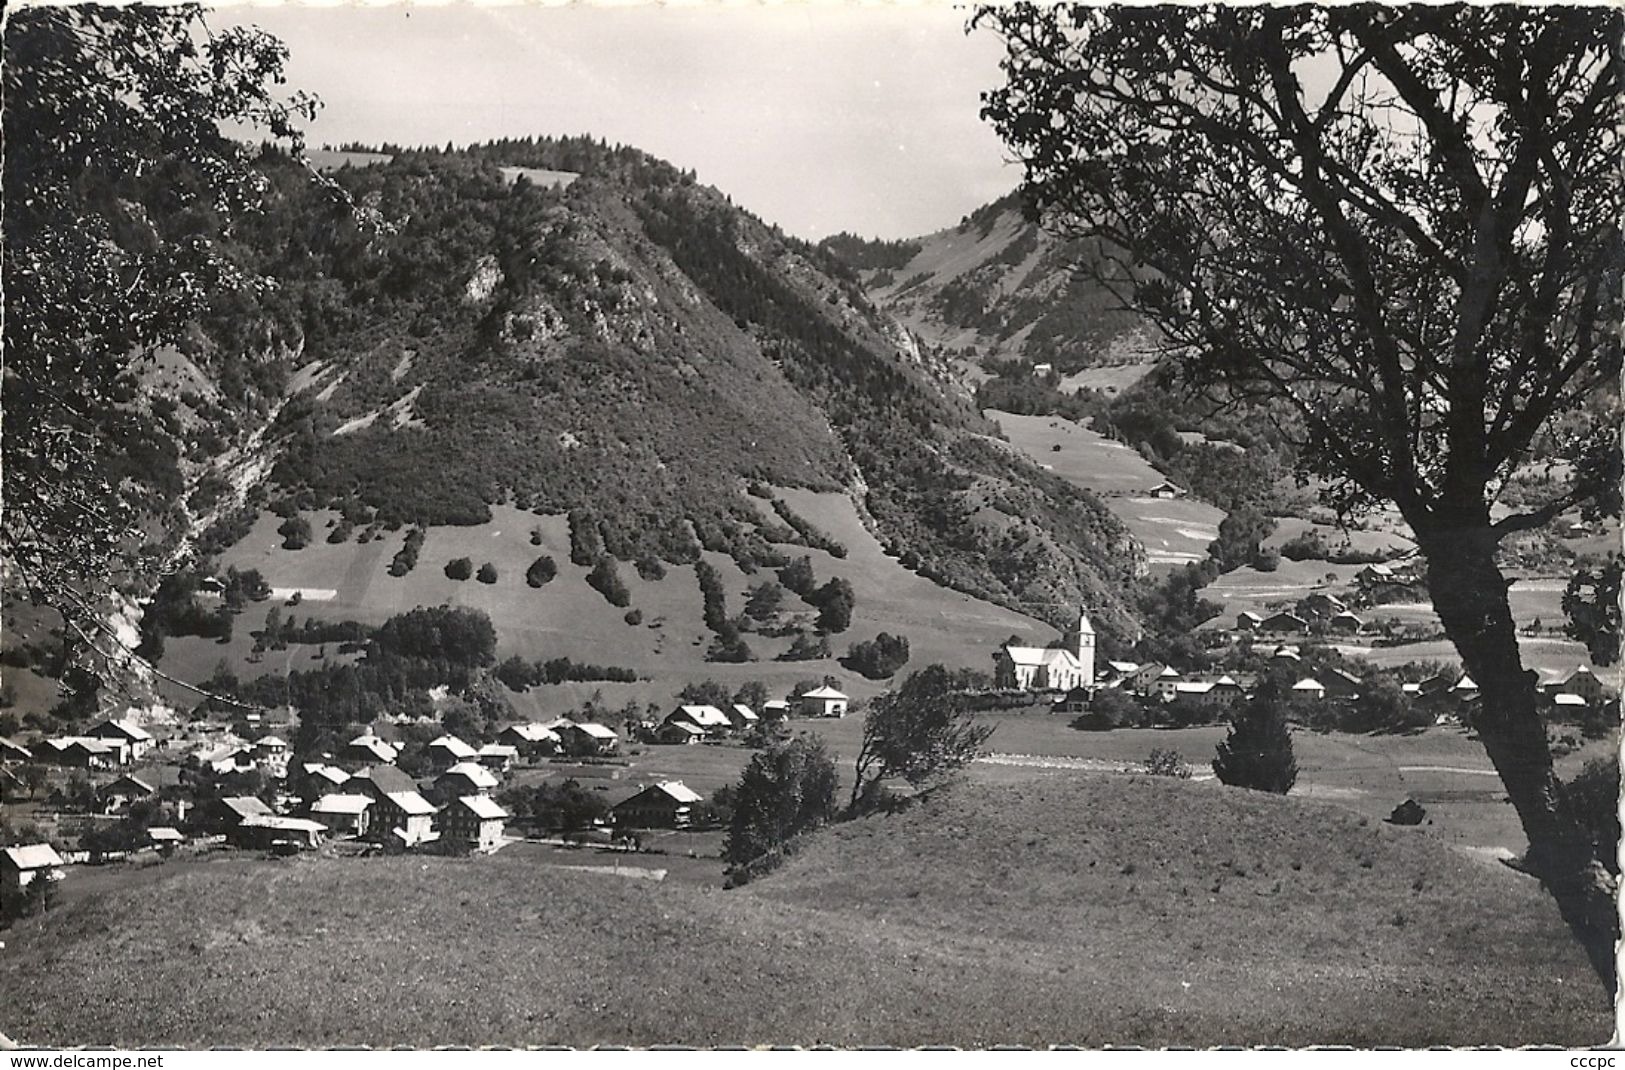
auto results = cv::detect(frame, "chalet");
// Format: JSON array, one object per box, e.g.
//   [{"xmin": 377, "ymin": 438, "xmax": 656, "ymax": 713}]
[
  {"xmin": 2, "ymin": 844, "xmax": 66, "ymax": 895},
  {"xmin": 99, "ymin": 773, "xmax": 156, "ymax": 815},
  {"xmin": 1449, "ymin": 674, "xmax": 1480, "ymax": 702},
  {"xmin": 441, "ymin": 795, "xmax": 508, "ymax": 852},
  {"xmin": 1321, "ymin": 668, "xmax": 1363, "ymax": 700},
  {"xmin": 368, "ymin": 790, "xmax": 439, "ymax": 848},
  {"xmin": 1236, "ymin": 611, "xmax": 1265, "ymax": 632},
  {"xmin": 667, "ymin": 705, "xmax": 732, "ymax": 737},
  {"xmin": 1555, "ymin": 665, "xmax": 1607, "ymax": 705},
  {"xmin": 346, "ymin": 733, "xmax": 399, "ymax": 766},
  {"xmin": 350, "ymin": 763, "xmax": 418, "ymax": 798},
  {"xmin": 146, "ymin": 827, "xmax": 185, "ymax": 855},
  {"xmin": 1329, "ymin": 611, "xmax": 1365, "ymax": 635},
  {"xmin": 0, "ymin": 736, "xmax": 34, "ymax": 764},
  {"xmin": 1152, "ymin": 666, "xmax": 1183, "ymax": 703},
  {"xmin": 434, "ymin": 762, "xmax": 498, "ymax": 801},
  {"xmin": 477, "ymin": 743, "xmax": 519, "ymax": 773},
  {"xmin": 49, "ymin": 737, "xmax": 127, "ymax": 769},
  {"xmin": 1291, "ymin": 678, "xmax": 1327, "ymax": 701},
  {"xmin": 727, "ymin": 704, "xmax": 761, "ymax": 730},
  {"xmin": 87, "ymin": 718, "xmax": 154, "ymax": 761},
  {"xmin": 310, "ymin": 794, "xmax": 374, "ymax": 837},
  {"xmin": 1301, "ymin": 592, "xmax": 1347, "ymax": 618},
  {"xmin": 993, "ymin": 612, "xmax": 1096, "ymax": 693},
  {"xmin": 1149, "ymin": 481, "xmax": 1186, "ymax": 499},
  {"xmin": 230, "ymin": 815, "xmax": 327, "ymax": 851},
  {"xmin": 1172, "ymin": 681, "xmax": 1219, "ymax": 708},
  {"xmin": 195, "ymin": 743, "xmax": 257, "ymax": 775},
  {"xmin": 1354, "ymin": 563, "xmax": 1396, "ymax": 587},
  {"xmin": 1260, "ymin": 611, "xmax": 1307, "ymax": 634},
  {"xmin": 656, "ymin": 721, "xmax": 706, "ymax": 746},
  {"xmin": 612, "ymin": 781, "xmax": 703, "ymax": 829},
  {"xmin": 797, "ymin": 685, "xmax": 851, "ymax": 718},
  {"xmin": 297, "ymin": 762, "xmax": 351, "ymax": 798},
  {"xmin": 1270, "ymin": 645, "xmax": 1303, "ymax": 662},
  {"xmin": 560, "ymin": 722, "xmax": 619, "ymax": 756},
  {"xmin": 1125, "ymin": 663, "xmax": 1170, "ymax": 696},
  {"xmin": 1032, "ymin": 362, "xmax": 1054, "ymax": 378},
  {"xmin": 761, "ymin": 700, "xmax": 791, "ymax": 721},
  {"xmin": 496, "ymin": 723, "xmax": 562, "ymax": 758},
  {"xmin": 1052, "ymin": 687, "xmax": 1091, "ymax": 715},
  {"xmin": 209, "ymin": 795, "xmax": 275, "ymax": 833},
  {"xmin": 1094, "ymin": 660, "xmax": 1140, "ymax": 690},
  {"xmin": 1204, "ymin": 675, "xmax": 1246, "ymax": 704},
  {"xmin": 254, "ymin": 735, "xmax": 289, "ymax": 758},
  {"xmin": 427, "ymin": 735, "xmax": 478, "ymax": 770}
]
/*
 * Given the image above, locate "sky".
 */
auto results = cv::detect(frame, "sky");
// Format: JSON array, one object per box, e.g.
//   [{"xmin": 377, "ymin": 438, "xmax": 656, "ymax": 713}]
[{"xmin": 211, "ymin": 2, "xmax": 1018, "ymax": 240}]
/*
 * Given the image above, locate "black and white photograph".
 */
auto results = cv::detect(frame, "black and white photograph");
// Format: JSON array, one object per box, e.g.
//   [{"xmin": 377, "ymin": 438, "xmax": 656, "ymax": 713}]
[{"xmin": 0, "ymin": 0, "xmax": 1620, "ymax": 1050}]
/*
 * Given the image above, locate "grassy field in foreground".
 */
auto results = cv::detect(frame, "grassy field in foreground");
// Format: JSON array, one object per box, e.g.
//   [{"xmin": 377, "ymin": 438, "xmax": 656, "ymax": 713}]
[{"xmin": 0, "ymin": 777, "xmax": 1608, "ymax": 1047}]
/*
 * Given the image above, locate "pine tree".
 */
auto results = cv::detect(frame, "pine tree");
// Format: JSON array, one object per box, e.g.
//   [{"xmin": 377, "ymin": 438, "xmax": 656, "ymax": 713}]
[{"xmin": 1212, "ymin": 684, "xmax": 1297, "ymax": 795}]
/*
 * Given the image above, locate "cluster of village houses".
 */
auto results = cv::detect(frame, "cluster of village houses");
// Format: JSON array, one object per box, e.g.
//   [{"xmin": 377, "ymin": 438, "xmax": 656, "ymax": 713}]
[
  {"xmin": 993, "ymin": 610, "xmax": 1612, "ymax": 718},
  {"xmin": 0, "ymin": 684, "xmax": 858, "ymax": 898}
]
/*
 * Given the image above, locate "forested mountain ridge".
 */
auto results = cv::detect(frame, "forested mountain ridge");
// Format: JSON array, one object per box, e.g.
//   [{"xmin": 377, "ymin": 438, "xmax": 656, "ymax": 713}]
[{"xmin": 159, "ymin": 138, "xmax": 1145, "ymax": 639}]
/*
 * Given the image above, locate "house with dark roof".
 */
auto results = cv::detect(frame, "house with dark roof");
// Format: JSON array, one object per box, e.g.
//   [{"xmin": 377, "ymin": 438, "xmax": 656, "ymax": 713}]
[
  {"xmin": 612, "ymin": 781, "xmax": 704, "ymax": 829},
  {"xmin": 99, "ymin": 773, "xmax": 157, "ymax": 815},
  {"xmin": 496, "ymin": 723, "xmax": 562, "ymax": 758},
  {"xmin": 427, "ymin": 734, "xmax": 478, "ymax": 770},
  {"xmin": 87, "ymin": 718, "xmax": 154, "ymax": 761},
  {"xmin": 656, "ymin": 721, "xmax": 705, "ymax": 746}
]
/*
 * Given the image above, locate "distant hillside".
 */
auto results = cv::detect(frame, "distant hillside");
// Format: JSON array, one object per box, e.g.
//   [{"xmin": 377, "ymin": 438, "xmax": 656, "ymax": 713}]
[
  {"xmin": 827, "ymin": 191, "xmax": 1156, "ymax": 376},
  {"xmin": 182, "ymin": 139, "xmax": 1144, "ymax": 641},
  {"xmin": 0, "ymin": 776, "xmax": 1605, "ymax": 1046}
]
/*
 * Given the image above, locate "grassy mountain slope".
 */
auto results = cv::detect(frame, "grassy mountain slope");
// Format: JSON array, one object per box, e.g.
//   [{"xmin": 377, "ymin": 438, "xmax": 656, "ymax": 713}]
[{"xmin": 0, "ymin": 776, "xmax": 1605, "ymax": 1047}]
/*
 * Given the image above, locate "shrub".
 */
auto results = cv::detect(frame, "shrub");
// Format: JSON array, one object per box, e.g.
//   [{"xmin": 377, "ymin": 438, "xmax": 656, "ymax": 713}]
[
  {"xmin": 778, "ymin": 631, "xmax": 831, "ymax": 661},
  {"xmin": 1280, "ymin": 529, "xmax": 1330, "ymax": 561},
  {"xmin": 1070, "ymin": 687, "xmax": 1141, "ymax": 729},
  {"xmin": 624, "ymin": 609, "xmax": 644, "ymax": 626},
  {"xmin": 810, "ymin": 577, "xmax": 856, "ymax": 633},
  {"xmin": 843, "ymin": 632, "xmax": 910, "ymax": 679},
  {"xmin": 1143, "ymin": 749, "xmax": 1192, "ymax": 778},
  {"xmin": 1251, "ymin": 547, "xmax": 1281, "ymax": 572},
  {"xmin": 635, "ymin": 555, "xmax": 666, "ymax": 581},
  {"xmin": 277, "ymin": 515, "xmax": 311, "ymax": 550},
  {"xmin": 1213, "ymin": 686, "xmax": 1298, "ymax": 794},
  {"xmin": 476, "ymin": 562, "xmax": 498, "ymax": 584},
  {"xmin": 724, "ymin": 736, "xmax": 838, "ymax": 871},
  {"xmin": 445, "ymin": 557, "xmax": 474, "ymax": 581},
  {"xmin": 525, "ymin": 555, "xmax": 557, "ymax": 588},
  {"xmin": 587, "ymin": 556, "xmax": 630, "ymax": 607},
  {"xmin": 778, "ymin": 555, "xmax": 816, "ymax": 596}
]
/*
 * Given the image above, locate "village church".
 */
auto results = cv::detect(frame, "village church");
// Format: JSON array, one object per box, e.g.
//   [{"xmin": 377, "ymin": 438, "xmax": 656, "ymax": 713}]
[{"xmin": 993, "ymin": 611, "xmax": 1096, "ymax": 693}]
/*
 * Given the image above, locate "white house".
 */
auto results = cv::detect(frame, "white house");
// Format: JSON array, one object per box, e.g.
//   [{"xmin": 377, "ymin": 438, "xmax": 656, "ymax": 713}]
[
  {"xmin": 993, "ymin": 611, "xmax": 1096, "ymax": 693},
  {"xmin": 311, "ymin": 793, "xmax": 374, "ymax": 837},
  {"xmin": 1292, "ymin": 678, "xmax": 1327, "ymax": 701},
  {"xmin": 797, "ymin": 686, "xmax": 850, "ymax": 718},
  {"xmin": 2, "ymin": 844, "xmax": 66, "ymax": 895}
]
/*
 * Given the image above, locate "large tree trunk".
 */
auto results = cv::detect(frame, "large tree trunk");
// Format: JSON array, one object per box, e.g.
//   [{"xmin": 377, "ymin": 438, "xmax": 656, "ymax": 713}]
[{"xmin": 1416, "ymin": 519, "xmax": 1618, "ymax": 990}]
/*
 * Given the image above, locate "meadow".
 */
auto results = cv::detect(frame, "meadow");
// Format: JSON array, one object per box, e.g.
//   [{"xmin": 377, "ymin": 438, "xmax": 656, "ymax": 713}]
[
  {"xmin": 0, "ymin": 774, "xmax": 1607, "ymax": 1048},
  {"xmin": 989, "ymin": 410, "xmax": 1225, "ymax": 568},
  {"xmin": 159, "ymin": 491, "xmax": 1055, "ymax": 714}
]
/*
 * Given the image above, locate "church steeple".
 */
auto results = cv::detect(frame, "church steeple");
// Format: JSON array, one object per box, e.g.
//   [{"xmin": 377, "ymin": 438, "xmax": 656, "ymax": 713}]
[{"xmin": 1072, "ymin": 610, "xmax": 1096, "ymax": 688}]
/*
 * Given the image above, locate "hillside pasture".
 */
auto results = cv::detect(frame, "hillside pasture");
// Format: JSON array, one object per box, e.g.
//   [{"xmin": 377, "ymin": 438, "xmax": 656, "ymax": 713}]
[
  {"xmin": 172, "ymin": 493, "xmax": 1053, "ymax": 712},
  {"xmin": 0, "ymin": 775, "xmax": 1606, "ymax": 1047},
  {"xmin": 1056, "ymin": 361, "xmax": 1154, "ymax": 395},
  {"xmin": 988, "ymin": 410, "xmax": 1224, "ymax": 568}
]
